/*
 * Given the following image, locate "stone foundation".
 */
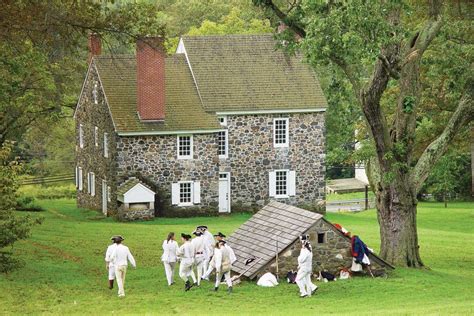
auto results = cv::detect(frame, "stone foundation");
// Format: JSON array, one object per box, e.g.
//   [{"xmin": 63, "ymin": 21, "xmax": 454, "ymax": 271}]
[{"xmin": 118, "ymin": 208, "xmax": 154, "ymax": 221}]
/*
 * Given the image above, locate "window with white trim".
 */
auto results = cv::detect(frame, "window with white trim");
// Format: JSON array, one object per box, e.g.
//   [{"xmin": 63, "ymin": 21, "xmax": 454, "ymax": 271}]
[
  {"xmin": 87, "ymin": 172, "xmax": 95, "ymax": 196},
  {"xmin": 171, "ymin": 181, "xmax": 201, "ymax": 206},
  {"xmin": 275, "ymin": 170, "xmax": 287, "ymax": 196},
  {"xmin": 78, "ymin": 167, "xmax": 83, "ymax": 191},
  {"xmin": 79, "ymin": 124, "xmax": 84, "ymax": 148},
  {"xmin": 177, "ymin": 135, "xmax": 193, "ymax": 159},
  {"xmin": 103, "ymin": 132, "xmax": 109, "ymax": 158},
  {"xmin": 273, "ymin": 118, "xmax": 289, "ymax": 147},
  {"xmin": 217, "ymin": 130, "xmax": 228, "ymax": 158},
  {"xmin": 94, "ymin": 126, "xmax": 99, "ymax": 147},
  {"xmin": 269, "ymin": 170, "xmax": 296, "ymax": 198}
]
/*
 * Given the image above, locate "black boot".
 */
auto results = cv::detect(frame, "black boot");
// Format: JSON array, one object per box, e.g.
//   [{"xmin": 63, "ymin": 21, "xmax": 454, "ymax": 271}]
[
  {"xmin": 185, "ymin": 281, "xmax": 191, "ymax": 291},
  {"xmin": 227, "ymin": 286, "xmax": 233, "ymax": 294},
  {"xmin": 214, "ymin": 286, "xmax": 219, "ymax": 291},
  {"xmin": 108, "ymin": 279, "xmax": 114, "ymax": 289}
]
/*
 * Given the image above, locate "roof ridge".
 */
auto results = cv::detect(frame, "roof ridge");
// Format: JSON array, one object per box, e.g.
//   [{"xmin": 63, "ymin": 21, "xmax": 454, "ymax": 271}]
[{"xmin": 182, "ymin": 33, "xmax": 274, "ymax": 39}]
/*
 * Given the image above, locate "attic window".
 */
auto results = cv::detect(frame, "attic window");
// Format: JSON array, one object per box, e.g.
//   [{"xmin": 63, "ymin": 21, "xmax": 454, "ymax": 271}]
[
  {"xmin": 177, "ymin": 135, "xmax": 193, "ymax": 159},
  {"xmin": 92, "ymin": 81, "xmax": 99, "ymax": 104},
  {"xmin": 317, "ymin": 232, "xmax": 326, "ymax": 244}
]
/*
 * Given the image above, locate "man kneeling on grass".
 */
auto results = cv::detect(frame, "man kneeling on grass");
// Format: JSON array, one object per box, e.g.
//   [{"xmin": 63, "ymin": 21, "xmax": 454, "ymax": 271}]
[{"xmin": 110, "ymin": 236, "xmax": 136, "ymax": 298}]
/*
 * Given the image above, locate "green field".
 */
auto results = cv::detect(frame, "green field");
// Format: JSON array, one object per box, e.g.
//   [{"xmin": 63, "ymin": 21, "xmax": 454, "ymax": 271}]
[{"xmin": 1, "ymin": 200, "xmax": 473, "ymax": 315}]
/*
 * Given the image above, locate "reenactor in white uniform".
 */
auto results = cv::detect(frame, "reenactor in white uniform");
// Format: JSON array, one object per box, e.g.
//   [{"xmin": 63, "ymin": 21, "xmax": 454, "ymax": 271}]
[
  {"xmin": 161, "ymin": 232, "xmax": 179, "ymax": 286},
  {"xmin": 177, "ymin": 233, "xmax": 195, "ymax": 291},
  {"xmin": 110, "ymin": 236, "xmax": 136, "ymax": 297},
  {"xmin": 296, "ymin": 234, "xmax": 318, "ymax": 298},
  {"xmin": 105, "ymin": 236, "xmax": 118, "ymax": 289},
  {"xmin": 214, "ymin": 240, "xmax": 233, "ymax": 293},
  {"xmin": 191, "ymin": 230, "xmax": 207, "ymax": 286},
  {"xmin": 198, "ymin": 226, "xmax": 215, "ymax": 274}
]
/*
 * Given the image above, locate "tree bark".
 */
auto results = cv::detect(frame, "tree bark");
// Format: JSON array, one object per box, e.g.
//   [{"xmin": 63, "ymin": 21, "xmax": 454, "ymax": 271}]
[{"xmin": 376, "ymin": 181, "xmax": 423, "ymax": 267}]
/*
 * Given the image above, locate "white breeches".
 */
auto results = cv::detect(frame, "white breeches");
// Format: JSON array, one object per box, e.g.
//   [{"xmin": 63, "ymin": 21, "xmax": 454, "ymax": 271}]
[
  {"xmin": 179, "ymin": 261, "xmax": 194, "ymax": 282},
  {"xmin": 108, "ymin": 264, "xmax": 116, "ymax": 280},
  {"xmin": 195, "ymin": 255, "xmax": 206, "ymax": 285},
  {"xmin": 215, "ymin": 270, "xmax": 232, "ymax": 288},
  {"xmin": 202, "ymin": 259, "xmax": 215, "ymax": 279},
  {"xmin": 296, "ymin": 270, "xmax": 316, "ymax": 296},
  {"xmin": 115, "ymin": 265, "xmax": 127, "ymax": 296},
  {"xmin": 163, "ymin": 261, "xmax": 176, "ymax": 286}
]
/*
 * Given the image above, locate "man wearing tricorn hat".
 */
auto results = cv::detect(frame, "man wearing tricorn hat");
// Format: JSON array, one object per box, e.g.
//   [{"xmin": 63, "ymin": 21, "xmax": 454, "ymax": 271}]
[
  {"xmin": 197, "ymin": 225, "xmax": 214, "ymax": 274},
  {"xmin": 105, "ymin": 236, "xmax": 118, "ymax": 289},
  {"xmin": 110, "ymin": 235, "xmax": 136, "ymax": 297},
  {"xmin": 214, "ymin": 240, "xmax": 234, "ymax": 293},
  {"xmin": 296, "ymin": 234, "xmax": 318, "ymax": 298},
  {"xmin": 191, "ymin": 228, "xmax": 208, "ymax": 286}
]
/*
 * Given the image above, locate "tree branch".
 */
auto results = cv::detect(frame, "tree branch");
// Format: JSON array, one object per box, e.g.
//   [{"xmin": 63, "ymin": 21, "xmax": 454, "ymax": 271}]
[
  {"xmin": 412, "ymin": 82, "xmax": 474, "ymax": 192},
  {"xmin": 255, "ymin": 0, "xmax": 306, "ymax": 38}
]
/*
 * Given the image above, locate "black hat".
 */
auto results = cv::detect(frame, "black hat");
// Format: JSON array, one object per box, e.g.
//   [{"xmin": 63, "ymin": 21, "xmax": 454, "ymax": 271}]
[
  {"xmin": 181, "ymin": 233, "xmax": 192, "ymax": 240},
  {"xmin": 113, "ymin": 235, "xmax": 124, "ymax": 241},
  {"xmin": 299, "ymin": 234, "xmax": 309, "ymax": 242},
  {"xmin": 197, "ymin": 225, "xmax": 208, "ymax": 230},
  {"xmin": 214, "ymin": 232, "xmax": 226, "ymax": 238},
  {"xmin": 218, "ymin": 240, "xmax": 227, "ymax": 245},
  {"xmin": 193, "ymin": 230, "xmax": 203, "ymax": 236}
]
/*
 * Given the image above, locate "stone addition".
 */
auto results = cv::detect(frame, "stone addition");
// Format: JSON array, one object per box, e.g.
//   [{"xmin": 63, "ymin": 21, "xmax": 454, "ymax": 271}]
[
  {"xmin": 221, "ymin": 112, "xmax": 325, "ymax": 212},
  {"xmin": 75, "ymin": 62, "xmax": 118, "ymax": 215}
]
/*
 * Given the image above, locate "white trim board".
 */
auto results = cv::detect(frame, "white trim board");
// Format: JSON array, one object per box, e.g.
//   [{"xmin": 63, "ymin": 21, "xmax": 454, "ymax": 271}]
[
  {"xmin": 118, "ymin": 129, "xmax": 223, "ymax": 136},
  {"xmin": 215, "ymin": 108, "xmax": 326, "ymax": 116}
]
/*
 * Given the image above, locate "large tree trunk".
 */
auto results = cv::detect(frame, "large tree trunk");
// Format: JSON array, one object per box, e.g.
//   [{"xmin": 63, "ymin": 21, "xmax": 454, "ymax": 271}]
[{"xmin": 376, "ymin": 182, "xmax": 423, "ymax": 267}]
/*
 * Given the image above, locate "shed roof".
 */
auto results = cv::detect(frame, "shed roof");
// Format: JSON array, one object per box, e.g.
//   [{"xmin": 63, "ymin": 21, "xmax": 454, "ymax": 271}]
[
  {"xmin": 93, "ymin": 54, "xmax": 220, "ymax": 134},
  {"xmin": 181, "ymin": 34, "xmax": 327, "ymax": 112},
  {"xmin": 227, "ymin": 201, "xmax": 322, "ymax": 279}
]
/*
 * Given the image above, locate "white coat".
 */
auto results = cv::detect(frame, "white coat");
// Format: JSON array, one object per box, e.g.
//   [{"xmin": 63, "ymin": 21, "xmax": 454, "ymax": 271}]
[
  {"xmin": 203, "ymin": 231, "xmax": 215, "ymax": 256},
  {"xmin": 111, "ymin": 244, "xmax": 136, "ymax": 268},
  {"xmin": 297, "ymin": 248, "xmax": 312, "ymax": 273},
  {"xmin": 177, "ymin": 241, "xmax": 194, "ymax": 266},
  {"xmin": 161, "ymin": 240, "xmax": 178, "ymax": 263}
]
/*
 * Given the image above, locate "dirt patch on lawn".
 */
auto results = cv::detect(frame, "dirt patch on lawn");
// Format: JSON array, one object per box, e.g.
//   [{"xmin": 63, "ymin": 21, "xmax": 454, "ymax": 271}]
[{"xmin": 29, "ymin": 241, "xmax": 82, "ymax": 263}]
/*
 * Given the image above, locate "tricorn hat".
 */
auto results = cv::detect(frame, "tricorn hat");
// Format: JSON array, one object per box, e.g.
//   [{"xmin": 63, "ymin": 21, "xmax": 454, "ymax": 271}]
[
  {"xmin": 113, "ymin": 235, "xmax": 124, "ymax": 242},
  {"xmin": 193, "ymin": 230, "xmax": 203, "ymax": 236},
  {"xmin": 197, "ymin": 225, "xmax": 208, "ymax": 230},
  {"xmin": 181, "ymin": 233, "xmax": 192, "ymax": 240},
  {"xmin": 214, "ymin": 232, "xmax": 226, "ymax": 238}
]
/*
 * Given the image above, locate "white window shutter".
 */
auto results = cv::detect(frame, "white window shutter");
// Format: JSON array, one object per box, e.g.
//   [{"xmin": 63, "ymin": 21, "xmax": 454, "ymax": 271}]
[
  {"xmin": 288, "ymin": 171, "xmax": 296, "ymax": 196},
  {"xmin": 91, "ymin": 174, "xmax": 95, "ymax": 196},
  {"xmin": 75, "ymin": 167, "xmax": 78, "ymax": 188},
  {"xmin": 193, "ymin": 181, "xmax": 201, "ymax": 204},
  {"xmin": 171, "ymin": 183, "xmax": 180, "ymax": 205},
  {"xmin": 269, "ymin": 171, "xmax": 276, "ymax": 197}
]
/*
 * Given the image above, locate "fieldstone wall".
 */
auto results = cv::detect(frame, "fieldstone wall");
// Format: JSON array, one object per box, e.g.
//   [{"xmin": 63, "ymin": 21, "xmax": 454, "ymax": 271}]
[
  {"xmin": 75, "ymin": 62, "xmax": 118, "ymax": 215},
  {"xmin": 258, "ymin": 219, "xmax": 385, "ymax": 278},
  {"xmin": 116, "ymin": 133, "xmax": 219, "ymax": 216},
  {"xmin": 221, "ymin": 112, "xmax": 325, "ymax": 211},
  {"xmin": 118, "ymin": 208, "xmax": 154, "ymax": 221}
]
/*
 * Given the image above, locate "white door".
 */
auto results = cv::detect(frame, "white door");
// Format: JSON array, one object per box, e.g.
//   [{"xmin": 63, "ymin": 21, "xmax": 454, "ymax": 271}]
[
  {"xmin": 219, "ymin": 173, "xmax": 230, "ymax": 213},
  {"xmin": 102, "ymin": 180, "xmax": 107, "ymax": 215}
]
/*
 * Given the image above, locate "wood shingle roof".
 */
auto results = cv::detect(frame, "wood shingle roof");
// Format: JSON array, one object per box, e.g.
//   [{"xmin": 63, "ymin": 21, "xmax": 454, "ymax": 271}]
[
  {"xmin": 227, "ymin": 201, "xmax": 322, "ymax": 279},
  {"xmin": 182, "ymin": 34, "xmax": 328, "ymax": 112}
]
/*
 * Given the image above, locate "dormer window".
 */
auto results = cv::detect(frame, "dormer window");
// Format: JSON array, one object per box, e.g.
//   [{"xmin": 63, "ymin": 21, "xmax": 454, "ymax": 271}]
[
  {"xmin": 92, "ymin": 81, "xmax": 99, "ymax": 105},
  {"xmin": 273, "ymin": 118, "xmax": 289, "ymax": 148}
]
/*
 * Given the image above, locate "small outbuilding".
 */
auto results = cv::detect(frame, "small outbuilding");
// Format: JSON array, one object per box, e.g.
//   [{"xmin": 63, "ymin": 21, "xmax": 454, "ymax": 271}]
[
  {"xmin": 227, "ymin": 201, "xmax": 393, "ymax": 279},
  {"xmin": 117, "ymin": 178, "xmax": 155, "ymax": 221}
]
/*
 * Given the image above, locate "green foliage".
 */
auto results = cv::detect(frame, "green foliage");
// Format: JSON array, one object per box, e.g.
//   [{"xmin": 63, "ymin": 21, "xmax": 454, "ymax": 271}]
[
  {"xmin": 0, "ymin": 142, "xmax": 42, "ymax": 273},
  {"xmin": 423, "ymin": 150, "xmax": 471, "ymax": 203},
  {"xmin": 18, "ymin": 184, "xmax": 76, "ymax": 200}
]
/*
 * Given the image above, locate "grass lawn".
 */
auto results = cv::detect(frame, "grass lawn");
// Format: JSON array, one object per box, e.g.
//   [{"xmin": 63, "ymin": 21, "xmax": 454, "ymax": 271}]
[{"xmin": 1, "ymin": 200, "xmax": 473, "ymax": 315}]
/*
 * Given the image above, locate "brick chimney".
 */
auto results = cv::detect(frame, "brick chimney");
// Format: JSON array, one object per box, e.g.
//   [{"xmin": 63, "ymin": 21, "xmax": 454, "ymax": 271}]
[
  {"xmin": 136, "ymin": 36, "xmax": 166, "ymax": 121},
  {"xmin": 88, "ymin": 33, "xmax": 102, "ymax": 63}
]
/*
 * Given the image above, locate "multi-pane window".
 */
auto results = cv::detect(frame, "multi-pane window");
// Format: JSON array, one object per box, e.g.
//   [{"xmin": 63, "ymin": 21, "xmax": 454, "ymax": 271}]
[
  {"xmin": 275, "ymin": 170, "xmax": 288, "ymax": 196},
  {"xmin": 273, "ymin": 118, "xmax": 289, "ymax": 147},
  {"xmin": 217, "ymin": 130, "xmax": 228, "ymax": 158},
  {"xmin": 103, "ymin": 132, "xmax": 109, "ymax": 158},
  {"xmin": 179, "ymin": 182, "xmax": 192, "ymax": 204},
  {"xmin": 177, "ymin": 135, "xmax": 193, "ymax": 159},
  {"xmin": 94, "ymin": 126, "xmax": 99, "ymax": 147},
  {"xmin": 79, "ymin": 124, "xmax": 84, "ymax": 148}
]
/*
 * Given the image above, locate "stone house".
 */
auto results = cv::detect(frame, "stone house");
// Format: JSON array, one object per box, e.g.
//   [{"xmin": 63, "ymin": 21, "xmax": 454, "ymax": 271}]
[
  {"xmin": 228, "ymin": 201, "xmax": 393, "ymax": 279},
  {"xmin": 74, "ymin": 34, "xmax": 327, "ymax": 218}
]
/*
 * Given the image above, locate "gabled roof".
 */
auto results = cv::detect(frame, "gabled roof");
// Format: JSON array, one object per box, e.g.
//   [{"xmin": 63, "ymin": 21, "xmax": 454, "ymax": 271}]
[
  {"xmin": 181, "ymin": 34, "xmax": 327, "ymax": 112},
  {"xmin": 117, "ymin": 178, "xmax": 153, "ymax": 196},
  {"xmin": 227, "ymin": 201, "xmax": 322, "ymax": 279},
  {"xmin": 93, "ymin": 54, "xmax": 220, "ymax": 134}
]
